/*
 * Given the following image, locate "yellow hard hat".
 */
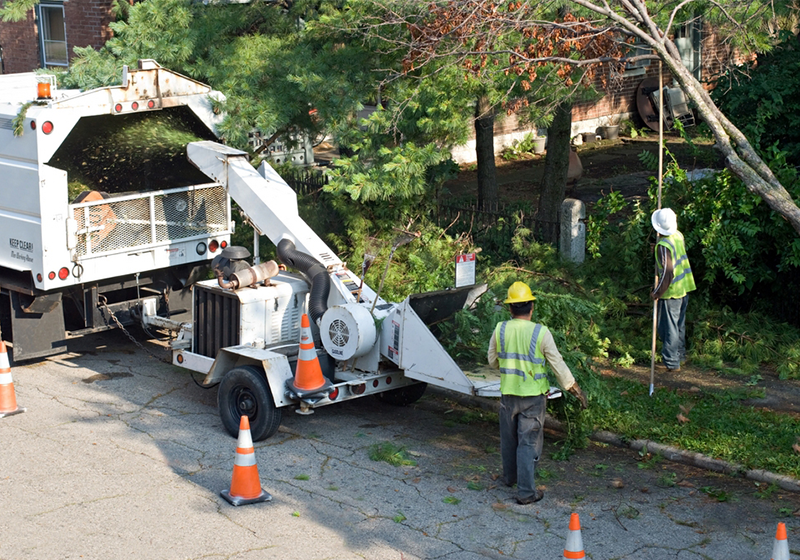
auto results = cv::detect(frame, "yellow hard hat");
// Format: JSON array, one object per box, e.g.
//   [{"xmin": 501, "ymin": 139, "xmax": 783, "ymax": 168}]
[{"xmin": 504, "ymin": 281, "xmax": 536, "ymax": 304}]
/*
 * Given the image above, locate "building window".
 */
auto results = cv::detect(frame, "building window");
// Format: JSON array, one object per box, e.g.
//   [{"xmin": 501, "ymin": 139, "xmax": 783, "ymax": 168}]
[
  {"xmin": 624, "ymin": 38, "xmax": 651, "ymax": 78},
  {"xmin": 37, "ymin": 3, "xmax": 68, "ymax": 67},
  {"xmin": 675, "ymin": 18, "xmax": 702, "ymax": 80}
]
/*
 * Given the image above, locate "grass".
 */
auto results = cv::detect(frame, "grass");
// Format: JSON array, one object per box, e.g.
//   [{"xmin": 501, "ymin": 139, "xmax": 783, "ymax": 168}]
[{"xmin": 588, "ymin": 376, "xmax": 800, "ymax": 478}]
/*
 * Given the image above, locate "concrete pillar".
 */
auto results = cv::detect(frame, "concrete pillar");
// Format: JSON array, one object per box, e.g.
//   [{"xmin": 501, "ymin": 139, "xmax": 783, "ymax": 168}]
[{"xmin": 560, "ymin": 198, "xmax": 585, "ymax": 264}]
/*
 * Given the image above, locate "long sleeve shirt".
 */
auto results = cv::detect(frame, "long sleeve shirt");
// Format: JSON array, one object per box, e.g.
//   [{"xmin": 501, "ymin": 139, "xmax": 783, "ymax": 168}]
[
  {"xmin": 652, "ymin": 243, "xmax": 674, "ymax": 300},
  {"xmin": 487, "ymin": 324, "xmax": 576, "ymax": 391}
]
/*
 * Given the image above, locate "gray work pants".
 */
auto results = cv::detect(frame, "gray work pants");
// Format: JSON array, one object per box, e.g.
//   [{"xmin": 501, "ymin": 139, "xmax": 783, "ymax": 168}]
[
  {"xmin": 657, "ymin": 294, "xmax": 688, "ymax": 369},
  {"xmin": 499, "ymin": 393, "xmax": 546, "ymax": 500}
]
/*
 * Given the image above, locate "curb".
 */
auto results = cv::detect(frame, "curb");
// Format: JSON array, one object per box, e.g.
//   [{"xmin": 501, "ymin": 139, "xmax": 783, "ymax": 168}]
[{"xmin": 428, "ymin": 386, "xmax": 800, "ymax": 494}]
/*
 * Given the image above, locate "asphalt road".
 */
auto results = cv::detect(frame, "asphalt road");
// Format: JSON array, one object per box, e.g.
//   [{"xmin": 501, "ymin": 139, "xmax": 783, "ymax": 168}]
[{"xmin": 1, "ymin": 329, "xmax": 798, "ymax": 560}]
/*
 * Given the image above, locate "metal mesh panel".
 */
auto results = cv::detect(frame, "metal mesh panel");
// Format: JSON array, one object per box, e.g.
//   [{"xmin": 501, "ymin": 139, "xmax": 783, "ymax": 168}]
[
  {"xmin": 154, "ymin": 188, "xmax": 228, "ymax": 244},
  {"xmin": 72, "ymin": 185, "xmax": 227, "ymax": 257}
]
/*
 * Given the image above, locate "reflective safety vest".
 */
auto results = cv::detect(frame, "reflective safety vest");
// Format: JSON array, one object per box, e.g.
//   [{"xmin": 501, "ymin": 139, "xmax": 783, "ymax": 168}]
[
  {"xmin": 494, "ymin": 319, "xmax": 550, "ymax": 397},
  {"xmin": 656, "ymin": 231, "xmax": 696, "ymax": 299}
]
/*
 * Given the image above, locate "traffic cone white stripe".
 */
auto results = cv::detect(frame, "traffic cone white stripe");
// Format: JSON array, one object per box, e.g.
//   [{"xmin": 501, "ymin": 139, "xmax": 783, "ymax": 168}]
[
  {"xmin": 234, "ymin": 451, "xmax": 257, "ymax": 467},
  {"xmin": 298, "ymin": 344, "xmax": 316, "ymax": 360},
  {"xmin": 0, "ymin": 372, "xmax": 13, "ymax": 384},
  {"xmin": 0, "ymin": 351, "xmax": 9, "ymax": 370},
  {"xmin": 237, "ymin": 425, "xmax": 254, "ymax": 449}
]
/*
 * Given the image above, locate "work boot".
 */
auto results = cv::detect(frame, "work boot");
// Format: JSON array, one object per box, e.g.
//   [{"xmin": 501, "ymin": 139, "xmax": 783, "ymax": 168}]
[{"xmin": 515, "ymin": 489, "xmax": 544, "ymax": 505}]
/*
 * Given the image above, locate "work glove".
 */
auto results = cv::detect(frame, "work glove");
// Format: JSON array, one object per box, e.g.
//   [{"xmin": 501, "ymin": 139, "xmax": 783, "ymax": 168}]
[{"xmin": 568, "ymin": 384, "xmax": 588, "ymax": 409}]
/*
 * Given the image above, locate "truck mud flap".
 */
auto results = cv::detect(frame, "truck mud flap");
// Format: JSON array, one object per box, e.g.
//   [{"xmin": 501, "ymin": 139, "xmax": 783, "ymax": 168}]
[{"xmin": 9, "ymin": 292, "xmax": 67, "ymax": 361}]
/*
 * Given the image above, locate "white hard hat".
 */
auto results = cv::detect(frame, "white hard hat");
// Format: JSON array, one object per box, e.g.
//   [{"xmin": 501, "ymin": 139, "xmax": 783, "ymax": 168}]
[{"xmin": 651, "ymin": 208, "xmax": 677, "ymax": 236}]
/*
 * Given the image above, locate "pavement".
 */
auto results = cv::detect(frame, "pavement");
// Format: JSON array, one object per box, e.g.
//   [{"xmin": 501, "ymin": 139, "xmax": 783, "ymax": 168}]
[{"xmin": 2, "ymin": 329, "xmax": 799, "ymax": 560}]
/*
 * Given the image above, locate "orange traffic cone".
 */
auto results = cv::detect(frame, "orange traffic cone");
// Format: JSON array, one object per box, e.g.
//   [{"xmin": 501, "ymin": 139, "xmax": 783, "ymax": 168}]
[
  {"xmin": 0, "ymin": 341, "xmax": 25, "ymax": 418},
  {"xmin": 288, "ymin": 313, "xmax": 332, "ymax": 398},
  {"xmin": 221, "ymin": 415, "xmax": 272, "ymax": 506},
  {"xmin": 771, "ymin": 522, "xmax": 790, "ymax": 560},
  {"xmin": 563, "ymin": 513, "xmax": 586, "ymax": 559}
]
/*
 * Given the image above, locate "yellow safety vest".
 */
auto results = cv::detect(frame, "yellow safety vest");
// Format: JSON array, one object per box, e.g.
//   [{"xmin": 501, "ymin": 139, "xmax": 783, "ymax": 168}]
[
  {"xmin": 656, "ymin": 232, "xmax": 696, "ymax": 299},
  {"xmin": 495, "ymin": 319, "xmax": 550, "ymax": 397}
]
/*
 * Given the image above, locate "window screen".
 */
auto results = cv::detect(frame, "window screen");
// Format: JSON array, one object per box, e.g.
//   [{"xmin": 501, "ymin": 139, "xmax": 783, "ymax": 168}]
[{"xmin": 38, "ymin": 3, "xmax": 68, "ymax": 67}]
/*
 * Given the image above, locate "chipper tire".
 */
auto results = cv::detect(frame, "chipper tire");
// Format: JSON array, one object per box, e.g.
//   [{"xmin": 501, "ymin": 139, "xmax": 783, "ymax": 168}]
[
  {"xmin": 218, "ymin": 365, "xmax": 282, "ymax": 441},
  {"xmin": 377, "ymin": 382, "xmax": 428, "ymax": 407}
]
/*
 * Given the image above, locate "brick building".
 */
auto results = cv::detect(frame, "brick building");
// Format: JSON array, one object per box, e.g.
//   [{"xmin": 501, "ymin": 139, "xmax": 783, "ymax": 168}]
[
  {"xmin": 0, "ymin": 0, "xmax": 115, "ymax": 74},
  {"xmin": 452, "ymin": 20, "xmax": 735, "ymax": 163}
]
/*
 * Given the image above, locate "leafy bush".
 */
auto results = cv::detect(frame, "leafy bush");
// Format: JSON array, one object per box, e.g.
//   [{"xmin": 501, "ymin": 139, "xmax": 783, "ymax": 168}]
[
  {"xmin": 500, "ymin": 132, "xmax": 541, "ymax": 161},
  {"xmin": 712, "ymin": 34, "xmax": 800, "ymax": 165}
]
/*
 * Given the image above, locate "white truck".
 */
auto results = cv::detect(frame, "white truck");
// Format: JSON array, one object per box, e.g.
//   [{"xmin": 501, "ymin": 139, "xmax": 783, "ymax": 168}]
[
  {"xmin": 2, "ymin": 61, "xmax": 554, "ymax": 441},
  {"xmin": 0, "ymin": 60, "xmax": 232, "ymax": 361}
]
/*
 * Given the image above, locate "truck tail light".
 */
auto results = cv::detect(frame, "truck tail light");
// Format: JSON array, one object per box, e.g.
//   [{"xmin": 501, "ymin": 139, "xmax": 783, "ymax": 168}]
[
  {"xmin": 58, "ymin": 267, "xmax": 69, "ymax": 280},
  {"xmin": 37, "ymin": 273, "xmax": 43, "ymax": 282},
  {"xmin": 209, "ymin": 240, "xmax": 219, "ymax": 253},
  {"xmin": 221, "ymin": 240, "xmax": 228, "ymax": 249},
  {"xmin": 115, "ymin": 103, "xmax": 123, "ymax": 113},
  {"xmin": 131, "ymin": 101, "xmax": 139, "ymax": 111},
  {"xmin": 196, "ymin": 242, "xmax": 207, "ymax": 255},
  {"xmin": 329, "ymin": 387, "xmax": 339, "ymax": 401},
  {"xmin": 42, "ymin": 121, "xmax": 54, "ymax": 134},
  {"xmin": 147, "ymin": 100, "xmax": 155, "ymax": 109},
  {"xmin": 48, "ymin": 271, "xmax": 56, "ymax": 280}
]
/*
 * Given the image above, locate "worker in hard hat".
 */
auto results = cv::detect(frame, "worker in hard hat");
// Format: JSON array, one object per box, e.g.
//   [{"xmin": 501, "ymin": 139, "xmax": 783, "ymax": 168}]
[
  {"xmin": 651, "ymin": 208, "xmax": 696, "ymax": 371},
  {"xmin": 488, "ymin": 281, "xmax": 588, "ymax": 505}
]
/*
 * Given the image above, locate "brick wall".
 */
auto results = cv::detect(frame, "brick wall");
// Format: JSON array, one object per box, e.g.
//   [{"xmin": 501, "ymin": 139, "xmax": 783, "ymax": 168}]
[
  {"xmin": 64, "ymin": 0, "xmax": 115, "ymax": 56},
  {"xmin": 0, "ymin": 0, "xmax": 114, "ymax": 74},
  {"xmin": 0, "ymin": 13, "xmax": 39, "ymax": 73}
]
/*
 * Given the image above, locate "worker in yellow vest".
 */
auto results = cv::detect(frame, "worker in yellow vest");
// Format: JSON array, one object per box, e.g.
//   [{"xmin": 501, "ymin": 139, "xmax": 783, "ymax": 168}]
[
  {"xmin": 651, "ymin": 208, "xmax": 696, "ymax": 371},
  {"xmin": 488, "ymin": 281, "xmax": 588, "ymax": 504}
]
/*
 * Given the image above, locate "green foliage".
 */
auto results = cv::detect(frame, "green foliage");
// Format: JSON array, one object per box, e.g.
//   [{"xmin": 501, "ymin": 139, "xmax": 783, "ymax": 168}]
[
  {"xmin": 690, "ymin": 307, "xmax": 800, "ymax": 379},
  {"xmin": 368, "ymin": 442, "xmax": 418, "ymax": 467},
  {"xmin": 713, "ymin": 34, "xmax": 800, "ymax": 165},
  {"xmin": 584, "ymin": 190, "xmax": 626, "ymax": 259},
  {"xmin": 11, "ymin": 102, "xmax": 32, "ymax": 137},
  {"xmin": 500, "ymin": 132, "xmax": 542, "ymax": 161}
]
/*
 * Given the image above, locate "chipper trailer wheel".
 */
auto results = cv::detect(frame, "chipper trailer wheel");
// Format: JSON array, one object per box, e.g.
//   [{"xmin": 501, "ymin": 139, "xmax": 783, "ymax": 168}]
[
  {"xmin": 218, "ymin": 365, "xmax": 282, "ymax": 441},
  {"xmin": 377, "ymin": 382, "xmax": 428, "ymax": 407}
]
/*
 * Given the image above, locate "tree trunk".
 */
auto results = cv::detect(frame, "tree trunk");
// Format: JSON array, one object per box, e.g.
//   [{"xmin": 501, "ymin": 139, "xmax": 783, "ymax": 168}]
[
  {"xmin": 475, "ymin": 95, "xmax": 498, "ymax": 210},
  {"xmin": 536, "ymin": 101, "xmax": 573, "ymax": 243}
]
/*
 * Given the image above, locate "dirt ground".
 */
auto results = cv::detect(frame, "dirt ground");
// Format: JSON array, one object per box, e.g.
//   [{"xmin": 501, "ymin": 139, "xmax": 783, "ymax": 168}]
[{"xmin": 442, "ymin": 134, "xmax": 724, "ymax": 205}]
